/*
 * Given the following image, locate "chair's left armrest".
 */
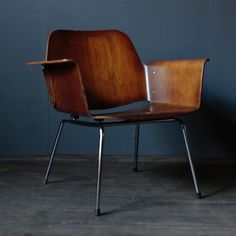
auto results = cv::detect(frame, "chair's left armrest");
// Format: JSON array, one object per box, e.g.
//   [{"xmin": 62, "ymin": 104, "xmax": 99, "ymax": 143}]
[{"xmin": 147, "ymin": 58, "xmax": 209, "ymax": 109}]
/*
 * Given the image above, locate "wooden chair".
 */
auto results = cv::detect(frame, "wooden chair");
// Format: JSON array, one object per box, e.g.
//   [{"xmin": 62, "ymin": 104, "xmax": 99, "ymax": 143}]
[{"xmin": 28, "ymin": 29, "xmax": 208, "ymax": 215}]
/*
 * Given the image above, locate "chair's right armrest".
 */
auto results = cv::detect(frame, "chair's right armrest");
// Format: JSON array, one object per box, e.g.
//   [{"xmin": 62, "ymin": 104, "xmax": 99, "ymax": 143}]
[
  {"xmin": 27, "ymin": 59, "xmax": 90, "ymax": 117},
  {"xmin": 26, "ymin": 59, "xmax": 74, "ymax": 66}
]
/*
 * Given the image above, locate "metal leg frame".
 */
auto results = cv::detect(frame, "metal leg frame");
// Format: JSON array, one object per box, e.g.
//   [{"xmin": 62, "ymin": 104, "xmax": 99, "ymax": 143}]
[
  {"xmin": 179, "ymin": 120, "xmax": 202, "ymax": 199},
  {"xmin": 44, "ymin": 120, "xmax": 65, "ymax": 184},
  {"xmin": 43, "ymin": 119, "xmax": 105, "ymax": 216},
  {"xmin": 95, "ymin": 125, "xmax": 105, "ymax": 216},
  {"xmin": 133, "ymin": 124, "xmax": 140, "ymax": 171},
  {"xmin": 44, "ymin": 117, "xmax": 201, "ymax": 217}
]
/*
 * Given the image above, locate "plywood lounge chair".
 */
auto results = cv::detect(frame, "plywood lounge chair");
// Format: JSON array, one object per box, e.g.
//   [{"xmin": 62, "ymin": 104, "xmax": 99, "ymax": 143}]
[{"xmin": 28, "ymin": 29, "xmax": 208, "ymax": 215}]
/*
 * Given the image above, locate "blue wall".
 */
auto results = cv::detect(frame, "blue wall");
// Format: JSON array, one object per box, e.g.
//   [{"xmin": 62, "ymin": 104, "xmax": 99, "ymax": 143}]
[{"xmin": 0, "ymin": 0, "xmax": 235, "ymax": 157}]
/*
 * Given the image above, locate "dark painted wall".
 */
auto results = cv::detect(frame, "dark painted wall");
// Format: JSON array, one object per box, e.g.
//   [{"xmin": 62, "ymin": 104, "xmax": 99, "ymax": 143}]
[{"xmin": 0, "ymin": 0, "xmax": 235, "ymax": 157}]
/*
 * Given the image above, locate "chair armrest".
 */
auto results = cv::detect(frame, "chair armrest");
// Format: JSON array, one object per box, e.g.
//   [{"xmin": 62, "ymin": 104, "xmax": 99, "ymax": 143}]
[
  {"xmin": 27, "ymin": 59, "xmax": 90, "ymax": 117},
  {"xmin": 26, "ymin": 59, "xmax": 74, "ymax": 65},
  {"xmin": 147, "ymin": 59, "xmax": 208, "ymax": 109}
]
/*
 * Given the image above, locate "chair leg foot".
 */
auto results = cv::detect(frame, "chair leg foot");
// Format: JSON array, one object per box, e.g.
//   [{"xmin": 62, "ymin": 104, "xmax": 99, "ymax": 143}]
[
  {"xmin": 196, "ymin": 192, "xmax": 202, "ymax": 199},
  {"xmin": 133, "ymin": 167, "xmax": 138, "ymax": 172},
  {"xmin": 96, "ymin": 208, "xmax": 101, "ymax": 216}
]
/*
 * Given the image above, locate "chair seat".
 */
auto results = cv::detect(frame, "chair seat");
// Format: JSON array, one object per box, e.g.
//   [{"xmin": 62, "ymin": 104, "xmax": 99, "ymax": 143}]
[{"xmin": 91, "ymin": 102, "xmax": 197, "ymax": 121}]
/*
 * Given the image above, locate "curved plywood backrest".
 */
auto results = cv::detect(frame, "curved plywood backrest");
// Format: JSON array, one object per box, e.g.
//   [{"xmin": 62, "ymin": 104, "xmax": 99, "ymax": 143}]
[{"xmin": 46, "ymin": 30, "xmax": 147, "ymax": 110}]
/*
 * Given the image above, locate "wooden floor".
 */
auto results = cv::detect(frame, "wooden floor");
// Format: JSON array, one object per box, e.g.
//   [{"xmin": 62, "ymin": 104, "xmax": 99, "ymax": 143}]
[{"xmin": 0, "ymin": 155, "xmax": 236, "ymax": 236}]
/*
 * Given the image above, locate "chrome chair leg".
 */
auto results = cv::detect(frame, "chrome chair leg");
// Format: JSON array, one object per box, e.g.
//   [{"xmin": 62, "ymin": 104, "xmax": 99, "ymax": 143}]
[
  {"xmin": 180, "ymin": 122, "xmax": 202, "ymax": 199},
  {"xmin": 133, "ymin": 124, "xmax": 140, "ymax": 171},
  {"xmin": 44, "ymin": 120, "xmax": 65, "ymax": 184},
  {"xmin": 95, "ymin": 125, "xmax": 105, "ymax": 216}
]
